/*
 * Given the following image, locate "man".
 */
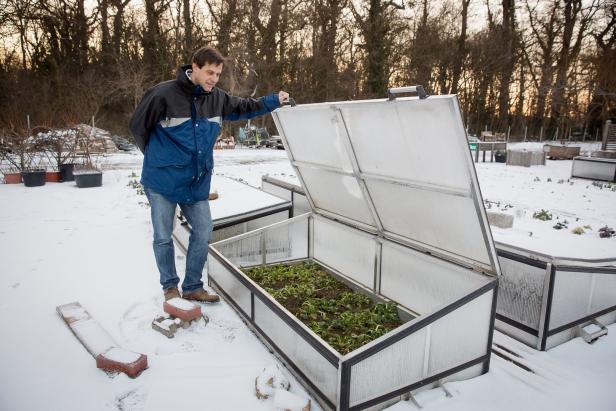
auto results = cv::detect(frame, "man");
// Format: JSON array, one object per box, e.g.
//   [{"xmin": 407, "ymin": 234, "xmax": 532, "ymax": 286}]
[{"xmin": 130, "ymin": 46, "xmax": 289, "ymax": 302}]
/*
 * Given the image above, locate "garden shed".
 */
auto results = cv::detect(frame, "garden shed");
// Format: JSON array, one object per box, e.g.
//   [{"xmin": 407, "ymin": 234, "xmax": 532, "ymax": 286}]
[{"xmin": 208, "ymin": 90, "xmax": 500, "ymax": 410}]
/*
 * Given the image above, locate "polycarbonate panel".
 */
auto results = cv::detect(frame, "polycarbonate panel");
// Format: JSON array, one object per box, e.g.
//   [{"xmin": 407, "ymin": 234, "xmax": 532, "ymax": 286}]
[
  {"xmin": 551, "ymin": 270, "xmax": 599, "ymax": 329},
  {"xmin": 380, "ymin": 241, "xmax": 488, "ymax": 314},
  {"xmin": 349, "ymin": 327, "xmax": 427, "ymax": 407},
  {"xmin": 252, "ymin": 298, "xmax": 339, "ymax": 404},
  {"xmin": 211, "ymin": 223, "xmax": 246, "ymax": 243},
  {"xmin": 274, "ymin": 95, "xmax": 498, "ymax": 274},
  {"xmin": 261, "ymin": 180, "xmax": 292, "ymax": 200},
  {"xmin": 214, "ymin": 232, "xmax": 263, "ymax": 267},
  {"xmin": 208, "ymin": 257, "xmax": 251, "ymax": 315},
  {"xmin": 275, "ymin": 106, "xmax": 353, "ymax": 172},
  {"xmin": 572, "ymin": 158, "xmax": 616, "ymax": 181},
  {"xmin": 264, "ymin": 218, "xmax": 309, "ymax": 264},
  {"xmin": 366, "ymin": 179, "xmax": 489, "ymax": 265},
  {"xmin": 245, "ymin": 211, "xmax": 290, "ymax": 232},
  {"xmin": 589, "ymin": 272, "xmax": 616, "ymax": 313},
  {"xmin": 428, "ymin": 289, "xmax": 493, "ymax": 375},
  {"xmin": 293, "ymin": 192, "xmax": 311, "ymax": 215},
  {"xmin": 496, "ymin": 257, "xmax": 546, "ymax": 330},
  {"xmin": 313, "ymin": 217, "xmax": 376, "ymax": 289},
  {"xmin": 339, "ymin": 97, "xmax": 470, "ymax": 189},
  {"xmin": 297, "ymin": 166, "xmax": 375, "ymax": 226}
]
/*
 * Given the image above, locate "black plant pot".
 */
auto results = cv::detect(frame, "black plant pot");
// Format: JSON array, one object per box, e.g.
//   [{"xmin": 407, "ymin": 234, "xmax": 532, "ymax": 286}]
[
  {"xmin": 74, "ymin": 171, "xmax": 103, "ymax": 188},
  {"xmin": 21, "ymin": 169, "xmax": 46, "ymax": 187},
  {"xmin": 59, "ymin": 163, "xmax": 75, "ymax": 182},
  {"xmin": 495, "ymin": 152, "xmax": 507, "ymax": 163}
]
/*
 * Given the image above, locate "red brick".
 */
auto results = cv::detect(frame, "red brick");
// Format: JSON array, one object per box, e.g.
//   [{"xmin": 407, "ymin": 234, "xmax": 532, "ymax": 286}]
[
  {"xmin": 163, "ymin": 299, "xmax": 202, "ymax": 322},
  {"xmin": 96, "ymin": 348, "xmax": 148, "ymax": 378}
]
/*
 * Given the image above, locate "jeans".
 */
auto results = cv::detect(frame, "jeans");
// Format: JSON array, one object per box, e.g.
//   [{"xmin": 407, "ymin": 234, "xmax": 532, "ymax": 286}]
[{"xmin": 144, "ymin": 187, "xmax": 213, "ymax": 293}]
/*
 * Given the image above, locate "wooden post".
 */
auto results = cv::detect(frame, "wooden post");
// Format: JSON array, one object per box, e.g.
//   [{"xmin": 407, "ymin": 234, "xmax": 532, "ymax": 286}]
[
  {"xmin": 507, "ymin": 125, "xmax": 510, "ymax": 142},
  {"xmin": 539, "ymin": 127, "xmax": 543, "ymax": 142},
  {"xmin": 524, "ymin": 125, "xmax": 528, "ymax": 142},
  {"xmin": 583, "ymin": 123, "xmax": 587, "ymax": 142}
]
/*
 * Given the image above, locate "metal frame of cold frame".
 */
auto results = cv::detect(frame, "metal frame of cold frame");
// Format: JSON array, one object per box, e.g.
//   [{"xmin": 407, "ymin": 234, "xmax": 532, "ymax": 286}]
[{"xmin": 209, "ymin": 244, "xmax": 497, "ymax": 411}]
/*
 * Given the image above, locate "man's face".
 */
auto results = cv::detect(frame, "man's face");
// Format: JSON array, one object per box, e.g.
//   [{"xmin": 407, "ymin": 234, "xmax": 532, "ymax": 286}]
[{"xmin": 191, "ymin": 62, "xmax": 223, "ymax": 91}]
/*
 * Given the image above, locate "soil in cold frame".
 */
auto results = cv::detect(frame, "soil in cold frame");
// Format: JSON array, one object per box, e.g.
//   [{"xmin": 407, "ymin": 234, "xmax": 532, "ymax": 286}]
[{"xmin": 243, "ymin": 262, "xmax": 402, "ymax": 354}]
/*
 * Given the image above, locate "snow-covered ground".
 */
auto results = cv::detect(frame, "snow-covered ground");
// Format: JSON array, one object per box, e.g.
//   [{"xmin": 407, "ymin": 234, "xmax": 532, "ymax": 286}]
[{"xmin": 0, "ymin": 146, "xmax": 614, "ymax": 411}]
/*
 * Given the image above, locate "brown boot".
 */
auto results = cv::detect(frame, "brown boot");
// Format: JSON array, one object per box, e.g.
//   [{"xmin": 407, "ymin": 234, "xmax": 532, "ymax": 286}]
[
  {"xmin": 164, "ymin": 287, "xmax": 181, "ymax": 301},
  {"xmin": 183, "ymin": 288, "xmax": 220, "ymax": 303}
]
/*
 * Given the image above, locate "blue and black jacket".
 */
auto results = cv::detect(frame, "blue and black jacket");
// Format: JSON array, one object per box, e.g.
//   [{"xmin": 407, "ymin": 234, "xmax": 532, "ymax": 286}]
[{"xmin": 129, "ymin": 65, "xmax": 281, "ymax": 203}]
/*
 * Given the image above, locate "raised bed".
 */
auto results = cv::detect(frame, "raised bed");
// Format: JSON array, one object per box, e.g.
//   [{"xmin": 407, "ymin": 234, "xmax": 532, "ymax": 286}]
[
  {"xmin": 209, "ymin": 91, "xmax": 499, "ymax": 410},
  {"xmin": 545, "ymin": 144, "xmax": 581, "ymax": 160}
]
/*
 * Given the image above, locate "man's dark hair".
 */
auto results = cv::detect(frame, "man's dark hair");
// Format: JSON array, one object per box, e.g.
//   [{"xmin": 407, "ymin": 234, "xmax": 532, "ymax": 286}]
[{"xmin": 192, "ymin": 46, "xmax": 225, "ymax": 68}]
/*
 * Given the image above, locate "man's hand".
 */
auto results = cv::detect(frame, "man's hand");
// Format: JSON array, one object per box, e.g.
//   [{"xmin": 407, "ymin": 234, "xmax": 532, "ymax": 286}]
[{"xmin": 278, "ymin": 91, "xmax": 290, "ymax": 104}]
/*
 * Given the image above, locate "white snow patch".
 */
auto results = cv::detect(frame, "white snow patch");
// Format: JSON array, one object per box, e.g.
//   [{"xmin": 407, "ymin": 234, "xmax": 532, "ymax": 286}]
[
  {"xmin": 166, "ymin": 297, "xmax": 197, "ymax": 311},
  {"xmin": 103, "ymin": 347, "xmax": 141, "ymax": 364}
]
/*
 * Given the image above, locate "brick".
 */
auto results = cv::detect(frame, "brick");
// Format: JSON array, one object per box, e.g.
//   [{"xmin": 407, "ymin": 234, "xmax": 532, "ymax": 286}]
[
  {"xmin": 96, "ymin": 347, "xmax": 148, "ymax": 378},
  {"xmin": 163, "ymin": 298, "xmax": 202, "ymax": 322}
]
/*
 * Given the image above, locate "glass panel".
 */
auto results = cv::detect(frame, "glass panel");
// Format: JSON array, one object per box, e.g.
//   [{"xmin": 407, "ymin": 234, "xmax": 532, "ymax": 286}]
[
  {"xmin": 339, "ymin": 97, "xmax": 470, "ymax": 190},
  {"xmin": 366, "ymin": 179, "xmax": 489, "ymax": 266},
  {"xmin": 298, "ymin": 166, "xmax": 374, "ymax": 226},
  {"xmin": 313, "ymin": 217, "xmax": 376, "ymax": 289},
  {"xmin": 428, "ymin": 289, "xmax": 493, "ymax": 375},
  {"xmin": 380, "ymin": 241, "xmax": 488, "ymax": 314},
  {"xmin": 208, "ymin": 257, "xmax": 251, "ymax": 315},
  {"xmin": 276, "ymin": 106, "xmax": 354, "ymax": 172},
  {"xmin": 349, "ymin": 328, "xmax": 426, "ymax": 407},
  {"xmin": 253, "ymin": 298, "xmax": 339, "ymax": 404},
  {"xmin": 496, "ymin": 256, "xmax": 545, "ymax": 331}
]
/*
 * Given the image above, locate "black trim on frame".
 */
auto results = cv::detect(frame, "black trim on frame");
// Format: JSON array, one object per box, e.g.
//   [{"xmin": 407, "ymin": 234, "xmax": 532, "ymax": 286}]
[
  {"xmin": 540, "ymin": 265, "xmax": 557, "ymax": 351},
  {"xmin": 210, "ymin": 249, "xmax": 340, "ymax": 366},
  {"xmin": 496, "ymin": 249, "xmax": 548, "ymax": 269},
  {"xmin": 554, "ymin": 265, "xmax": 616, "ymax": 274},
  {"xmin": 346, "ymin": 280, "xmax": 497, "ymax": 367},
  {"xmin": 212, "ymin": 203, "xmax": 292, "ymax": 231},
  {"xmin": 339, "ymin": 361, "xmax": 352, "ymax": 411},
  {"xmin": 547, "ymin": 304, "xmax": 616, "ymax": 337},
  {"xmin": 495, "ymin": 313, "xmax": 540, "ymax": 337},
  {"xmin": 348, "ymin": 355, "xmax": 489, "ymax": 411},
  {"xmin": 209, "ymin": 277, "xmax": 336, "ymax": 411},
  {"xmin": 250, "ymin": 293, "xmax": 255, "ymax": 321},
  {"xmin": 483, "ymin": 281, "xmax": 499, "ymax": 374}
]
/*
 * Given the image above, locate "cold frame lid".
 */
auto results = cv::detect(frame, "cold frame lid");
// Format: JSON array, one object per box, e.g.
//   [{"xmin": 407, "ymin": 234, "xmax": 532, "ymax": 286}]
[{"xmin": 272, "ymin": 92, "xmax": 499, "ymax": 275}]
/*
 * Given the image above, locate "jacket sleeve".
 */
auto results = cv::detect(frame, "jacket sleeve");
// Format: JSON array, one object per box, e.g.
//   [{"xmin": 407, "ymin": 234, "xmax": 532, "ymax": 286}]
[
  {"xmin": 129, "ymin": 88, "xmax": 166, "ymax": 153},
  {"xmin": 221, "ymin": 91, "xmax": 281, "ymax": 122}
]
